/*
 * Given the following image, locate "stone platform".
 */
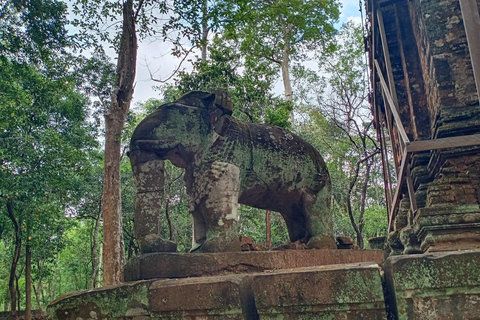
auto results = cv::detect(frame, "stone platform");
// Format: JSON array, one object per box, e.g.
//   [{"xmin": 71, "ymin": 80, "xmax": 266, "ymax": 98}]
[
  {"xmin": 48, "ymin": 249, "xmax": 480, "ymax": 319},
  {"xmin": 125, "ymin": 249, "xmax": 384, "ymax": 281},
  {"xmin": 384, "ymin": 249, "xmax": 480, "ymax": 320},
  {"xmin": 48, "ymin": 262, "xmax": 386, "ymax": 320}
]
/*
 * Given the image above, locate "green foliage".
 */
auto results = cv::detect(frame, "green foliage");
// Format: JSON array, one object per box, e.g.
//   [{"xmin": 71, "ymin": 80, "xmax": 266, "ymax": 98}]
[
  {"xmin": 0, "ymin": 0, "xmax": 70, "ymax": 63},
  {"xmin": 227, "ymin": 0, "xmax": 340, "ymax": 59},
  {"xmin": 161, "ymin": 35, "xmax": 291, "ymax": 128},
  {"xmin": 294, "ymin": 21, "xmax": 386, "ymax": 247},
  {"xmin": 239, "ymin": 207, "xmax": 289, "ymax": 248},
  {"xmin": 0, "ymin": 0, "xmax": 103, "ymax": 311},
  {"xmin": 161, "ymin": 0, "xmax": 234, "ymax": 57},
  {"xmin": 71, "ymin": 0, "xmax": 168, "ymax": 52}
]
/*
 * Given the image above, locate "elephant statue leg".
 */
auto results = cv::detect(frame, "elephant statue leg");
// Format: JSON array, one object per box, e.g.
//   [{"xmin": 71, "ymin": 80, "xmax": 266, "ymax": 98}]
[
  {"xmin": 190, "ymin": 209, "xmax": 207, "ymax": 252},
  {"xmin": 190, "ymin": 161, "xmax": 242, "ymax": 252},
  {"xmin": 303, "ymin": 186, "xmax": 337, "ymax": 249},
  {"xmin": 129, "ymin": 149, "xmax": 176, "ymax": 253},
  {"xmin": 282, "ymin": 211, "xmax": 308, "ymax": 243}
]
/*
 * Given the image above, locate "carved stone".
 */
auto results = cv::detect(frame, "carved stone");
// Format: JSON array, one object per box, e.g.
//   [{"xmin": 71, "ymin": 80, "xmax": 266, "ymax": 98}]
[{"xmin": 129, "ymin": 90, "xmax": 336, "ymax": 253}]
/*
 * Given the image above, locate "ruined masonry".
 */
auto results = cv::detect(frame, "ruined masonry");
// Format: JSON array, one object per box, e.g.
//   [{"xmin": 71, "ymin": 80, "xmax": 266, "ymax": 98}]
[
  {"xmin": 368, "ymin": 0, "xmax": 480, "ymax": 318},
  {"xmin": 45, "ymin": 0, "xmax": 480, "ymax": 319}
]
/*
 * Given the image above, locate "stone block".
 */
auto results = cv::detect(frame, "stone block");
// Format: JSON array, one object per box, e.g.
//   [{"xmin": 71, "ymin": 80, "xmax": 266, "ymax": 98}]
[
  {"xmin": 47, "ymin": 280, "xmax": 153, "ymax": 320},
  {"xmin": 148, "ymin": 275, "xmax": 252, "ymax": 319},
  {"xmin": 413, "ymin": 204, "xmax": 480, "ymax": 251},
  {"xmin": 383, "ymin": 249, "xmax": 480, "ymax": 320},
  {"xmin": 251, "ymin": 263, "xmax": 386, "ymax": 319},
  {"xmin": 124, "ymin": 249, "xmax": 384, "ymax": 281}
]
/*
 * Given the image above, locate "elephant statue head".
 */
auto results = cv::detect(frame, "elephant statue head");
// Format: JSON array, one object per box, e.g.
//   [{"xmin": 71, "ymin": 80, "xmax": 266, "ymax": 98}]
[{"xmin": 129, "ymin": 90, "xmax": 336, "ymax": 253}]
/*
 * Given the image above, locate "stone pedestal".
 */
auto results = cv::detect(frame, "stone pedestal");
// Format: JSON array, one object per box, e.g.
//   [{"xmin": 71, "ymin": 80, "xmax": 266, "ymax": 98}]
[
  {"xmin": 383, "ymin": 249, "xmax": 480, "ymax": 320},
  {"xmin": 48, "ymin": 251, "xmax": 387, "ymax": 320},
  {"xmin": 48, "ymin": 263, "xmax": 386, "ymax": 320},
  {"xmin": 125, "ymin": 249, "xmax": 384, "ymax": 281}
]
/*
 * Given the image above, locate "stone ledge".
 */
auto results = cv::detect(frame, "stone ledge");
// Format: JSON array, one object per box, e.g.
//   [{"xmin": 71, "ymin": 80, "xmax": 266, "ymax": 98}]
[
  {"xmin": 148, "ymin": 275, "xmax": 249, "ymax": 319},
  {"xmin": 48, "ymin": 263, "xmax": 386, "ymax": 320},
  {"xmin": 252, "ymin": 263, "xmax": 386, "ymax": 320},
  {"xmin": 124, "ymin": 249, "xmax": 384, "ymax": 281},
  {"xmin": 383, "ymin": 249, "xmax": 480, "ymax": 319}
]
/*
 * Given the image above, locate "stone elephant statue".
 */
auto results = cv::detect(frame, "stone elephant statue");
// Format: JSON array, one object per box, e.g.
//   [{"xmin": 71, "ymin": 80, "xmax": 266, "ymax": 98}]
[{"xmin": 129, "ymin": 90, "xmax": 336, "ymax": 253}]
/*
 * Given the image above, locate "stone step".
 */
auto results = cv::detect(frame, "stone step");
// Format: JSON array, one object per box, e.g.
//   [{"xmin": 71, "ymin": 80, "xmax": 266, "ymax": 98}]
[
  {"xmin": 48, "ymin": 262, "xmax": 386, "ymax": 320},
  {"xmin": 125, "ymin": 249, "xmax": 384, "ymax": 281}
]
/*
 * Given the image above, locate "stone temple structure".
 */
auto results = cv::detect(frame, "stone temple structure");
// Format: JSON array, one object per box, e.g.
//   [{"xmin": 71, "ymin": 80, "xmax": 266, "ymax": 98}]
[
  {"xmin": 369, "ymin": 0, "xmax": 480, "ymax": 255},
  {"xmin": 368, "ymin": 0, "xmax": 480, "ymax": 317},
  {"xmin": 44, "ymin": 0, "xmax": 480, "ymax": 319}
]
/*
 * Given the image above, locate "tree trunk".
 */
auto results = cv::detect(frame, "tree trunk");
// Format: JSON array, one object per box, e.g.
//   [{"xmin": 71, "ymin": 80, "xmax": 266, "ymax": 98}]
[
  {"xmin": 102, "ymin": 0, "xmax": 137, "ymax": 286},
  {"xmin": 36, "ymin": 259, "xmax": 46, "ymax": 309},
  {"xmin": 346, "ymin": 161, "xmax": 364, "ymax": 249},
  {"xmin": 265, "ymin": 210, "xmax": 272, "ymax": 249},
  {"xmin": 32, "ymin": 283, "xmax": 43, "ymax": 313},
  {"xmin": 25, "ymin": 242, "xmax": 32, "ymax": 320},
  {"xmin": 15, "ymin": 272, "xmax": 21, "ymax": 312},
  {"xmin": 90, "ymin": 208, "xmax": 102, "ymax": 289},
  {"xmin": 281, "ymin": 23, "xmax": 294, "ymax": 122},
  {"xmin": 6, "ymin": 198, "xmax": 21, "ymax": 316},
  {"xmin": 281, "ymin": 55, "xmax": 293, "ymax": 102},
  {"xmin": 358, "ymin": 161, "xmax": 373, "ymax": 235},
  {"xmin": 165, "ymin": 198, "xmax": 173, "ymax": 241},
  {"xmin": 201, "ymin": 0, "xmax": 208, "ymax": 61}
]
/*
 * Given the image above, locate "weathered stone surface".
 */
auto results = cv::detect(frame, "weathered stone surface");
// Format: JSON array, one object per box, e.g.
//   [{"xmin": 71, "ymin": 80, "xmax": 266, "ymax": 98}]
[
  {"xmin": 49, "ymin": 261, "xmax": 389, "ymax": 320},
  {"xmin": 47, "ymin": 276, "xmax": 249, "ymax": 320},
  {"xmin": 383, "ymin": 249, "xmax": 480, "ymax": 320},
  {"xmin": 368, "ymin": 236, "xmax": 386, "ymax": 250},
  {"xmin": 239, "ymin": 235, "xmax": 264, "ymax": 251},
  {"xmin": 129, "ymin": 90, "xmax": 336, "ymax": 253},
  {"xmin": 47, "ymin": 280, "xmax": 153, "ymax": 320},
  {"xmin": 124, "ymin": 249, "xmax": 384, "ymax": 281},
  {"xmin": 336, "ymin": 236, "xmax": 355, "ymax": 249},
  {"xmin": 371, "ymin": 0, "xmax": 480, "ymax": 256},
  {"xmin": 148, "ymin": 275, "xmax": 251, "ymax": 319},
  {"xmin": 251, "ymin": 263, "xmax": 386, "ymax": 319},
  {"xmin": 413, "ymin": 204, "xmax": 480, "ymax": 252}
]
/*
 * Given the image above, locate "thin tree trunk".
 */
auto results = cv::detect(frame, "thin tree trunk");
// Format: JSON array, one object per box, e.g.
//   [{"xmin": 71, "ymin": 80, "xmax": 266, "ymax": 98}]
[
  {"xmin": 358, "ymin": 161, "xmax": 373, "ymax": 235},
  {"xmin": 281, "ymin": 55, "xmax": 293, "ymax": 102},
  {"xmin": 281, "ymin": 23, "xmax": 294, "ymax": 122},
  {"xmin": 33, "ymin": 283, "xmax": 43, "ymax": 313},
  {"xmin": 98, "ymin": 242, "xmax": 103, "ymax": 286},
  {"xmin": 165, "ymin": 198, "xmax": 173, "ymax": 241},
  {"xmin": 15, "ymin": 273, "xmax": 21, "ymax": 312},
  {"xmin": 6, "ymin": 198, "xmax": 21, "ymax": 316},
  {"xmin": 347, "ymin": 161, "xmax": 364, "ymax": 249},
  {"xmin": 265, "ymin": 210, "xmax": 272, "ymax": 249},
  {"xmin": 201, "ymin": 0, "xmax": 208, "ymax": 61},
  {"xmin": 25, "ymin": 242, "xmax": 32, "ymax": 320},
  {"xmin": 90, "ymin": 208, "xmax": 102, "ymax": 289},
  {"xmin": 102, "ymin": 0, "xmax": 137, "ymax": 286},
  {"xmin": 36, "ymin": 260, "xmax": 46, "ymax": 308},
  {"xmin": 50, "ymin": 253, "xmax": 58, "ymax": 301}
]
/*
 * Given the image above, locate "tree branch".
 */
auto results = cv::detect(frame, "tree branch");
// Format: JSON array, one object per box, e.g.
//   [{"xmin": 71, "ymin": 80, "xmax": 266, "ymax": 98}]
[
  {"xmin": 134, "ymin": 0, "xmax": 145, "ymax": 21},
  {"xmin": 150, "ymin": 46, "xmax": 195, "ymax": 83}
]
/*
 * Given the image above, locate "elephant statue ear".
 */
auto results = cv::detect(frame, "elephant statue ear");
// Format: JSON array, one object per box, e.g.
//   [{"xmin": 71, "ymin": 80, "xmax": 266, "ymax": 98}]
[{"xmin": 213, "ymin": 89, "xmax": 233, "ymax": 115}]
